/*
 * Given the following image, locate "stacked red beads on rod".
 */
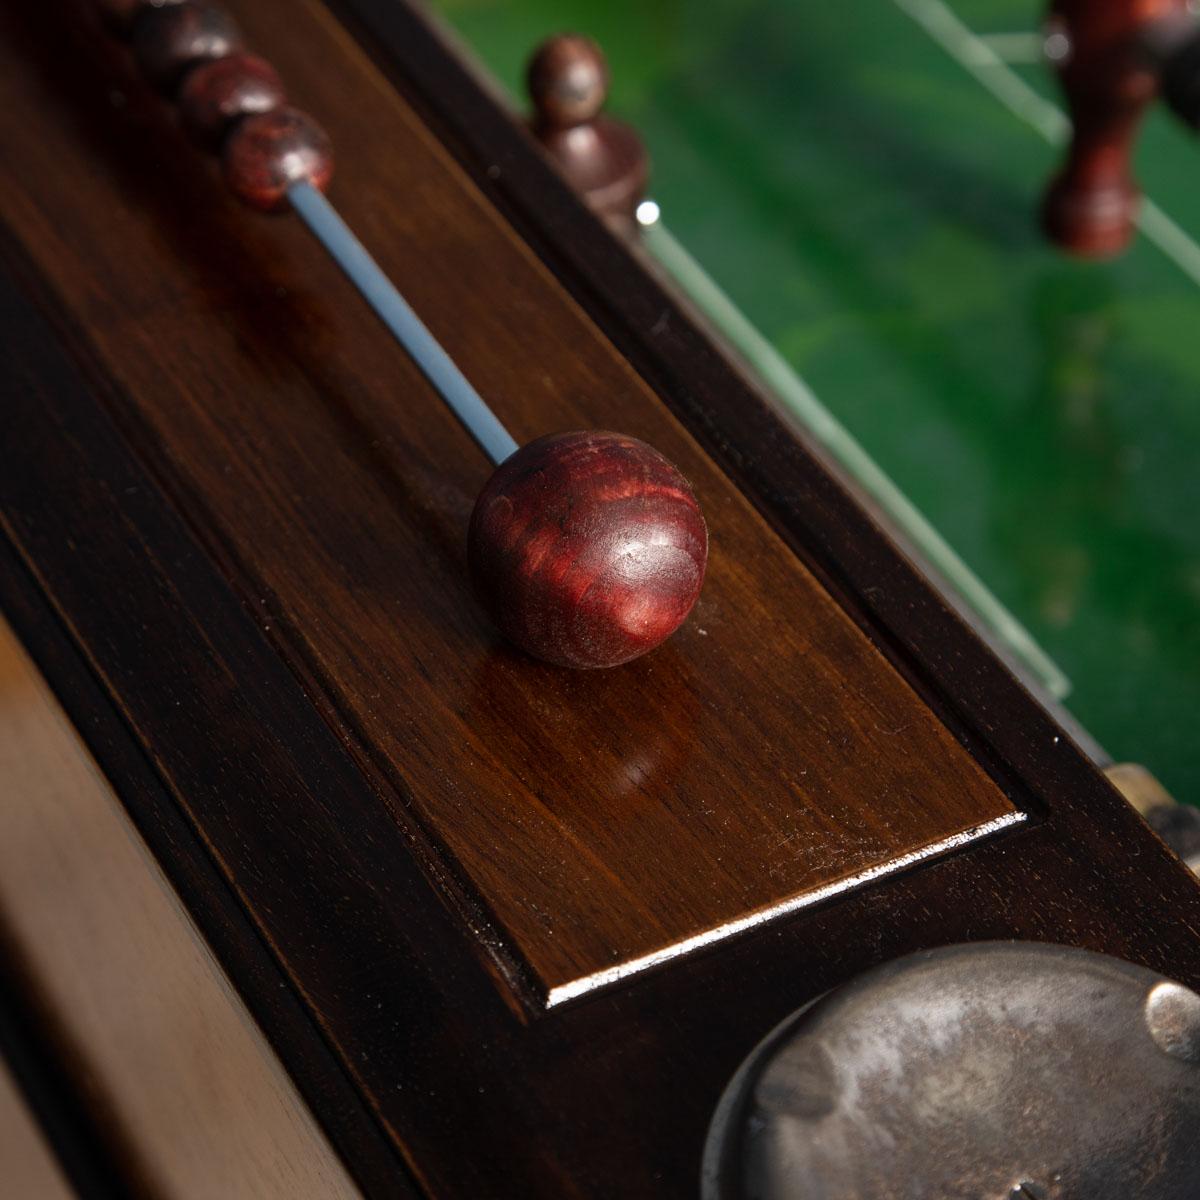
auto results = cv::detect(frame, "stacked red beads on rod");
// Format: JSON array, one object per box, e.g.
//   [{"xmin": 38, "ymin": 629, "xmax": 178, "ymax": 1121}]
[
  {"xmin": 179, "ymin": 54, "xmax": 286, "ymax": 144},
  {"xmin": 97, "ymin": 0, "xmax": 333, "ymax": 210},
  {"xmin": 93, "ymin": 1, "xmax": 709, "ymax": 668}
]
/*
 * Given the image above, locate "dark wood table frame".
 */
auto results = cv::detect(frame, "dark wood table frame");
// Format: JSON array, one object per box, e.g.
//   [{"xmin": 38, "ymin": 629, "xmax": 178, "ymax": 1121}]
[{"xmin": 2, "ymin": 1, "xmax": 1199, "ymax": 1196}]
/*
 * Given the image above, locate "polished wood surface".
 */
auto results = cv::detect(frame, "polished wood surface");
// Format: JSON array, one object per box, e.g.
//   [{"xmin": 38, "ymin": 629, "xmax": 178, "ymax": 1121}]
[
  {"xmin": 223, "ymin": 107, "xmax": 334, "ymax": 210},
  {"xmin": 133, "ymin": 1, "xmax": 243, "ymax": 90},
  {"xmin": 0, "ymin": 614, "xmax": 362, "ymax": 1200},
  {"xmin": 3, "ymin": 1, "xmax": 1200, "ymax": 1197},
  {"xmin": 179, "ymin": 52, "xmax": 287, "ymax": 145},
  {"xmin": 0, "ymin": 0, "xmax": 1016, "ymax": 1004}
]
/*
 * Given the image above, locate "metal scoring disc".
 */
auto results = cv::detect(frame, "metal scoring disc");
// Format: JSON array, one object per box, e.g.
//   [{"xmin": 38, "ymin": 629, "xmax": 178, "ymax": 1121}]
[{"xmin": 702, "ymin": 942, "xmax": 1200, "ymax": 1199}]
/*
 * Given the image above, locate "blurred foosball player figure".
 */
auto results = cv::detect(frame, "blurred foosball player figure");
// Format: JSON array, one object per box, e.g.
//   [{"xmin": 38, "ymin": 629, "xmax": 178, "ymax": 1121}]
[
  {"xmin": 526, "ymin": 34, "xmax": 648, "ymax": 234},
  {"xmin": 1043, "ymin": 0, "xmax": 1200, "ymax": 256}
]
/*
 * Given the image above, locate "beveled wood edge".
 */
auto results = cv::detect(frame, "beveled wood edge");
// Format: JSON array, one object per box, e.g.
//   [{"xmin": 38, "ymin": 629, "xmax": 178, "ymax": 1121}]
[{"xmin": 547, "ymin": 810, "xmax": 1026, "ymax": 1007}]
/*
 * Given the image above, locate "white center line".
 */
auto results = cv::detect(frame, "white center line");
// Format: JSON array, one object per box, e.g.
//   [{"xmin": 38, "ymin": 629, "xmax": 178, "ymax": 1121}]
[{"xmin": 978, "ymin": 31, "xmax": 1056, "ymax": 65}]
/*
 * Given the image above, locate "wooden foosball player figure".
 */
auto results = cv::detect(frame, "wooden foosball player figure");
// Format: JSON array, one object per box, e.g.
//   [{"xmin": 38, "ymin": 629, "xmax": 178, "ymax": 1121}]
[
  {"xmin": 97, "ymin": 1, "xmax": 705, "ymax": 670},
  {"xmin": 526, "ymin": 34, "xmax": 650, "ymax": 233},
  {"xmin": 1043, "ymin": 0, "xmax": 1200, "ymax": 255}
]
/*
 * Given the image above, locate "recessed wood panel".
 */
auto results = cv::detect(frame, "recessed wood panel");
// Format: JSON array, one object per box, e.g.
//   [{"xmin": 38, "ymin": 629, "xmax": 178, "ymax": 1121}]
[
  {"xmin": 0, "ymin": 0, "xmax": 1018, "ymax": 1005},
  {"xmin": 0, "ymin": 616, "xmax": 361, "ymax": 1199},
  {"xmin": 0, "ymin": 1059, "xmax": 76, "ymax": 1200}
]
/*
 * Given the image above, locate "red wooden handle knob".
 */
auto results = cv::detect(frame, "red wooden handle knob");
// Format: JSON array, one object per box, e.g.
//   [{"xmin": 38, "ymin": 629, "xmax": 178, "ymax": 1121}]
[
  {"xmin": 527, "ymin": 34, "xmax": 609, "ymax": 131},
  {"xmin": 178, "ymin": 52, "xmax": 286, "ymax": 144},
  {"xmin": 468, "ymin": 432, "xmax": 708, "ymax": 669},
  {"xmin": 222, "ymin": 107, "xmax": 334, "ymax": 211},
  {"xmin": 132, "ymin": 0, "xmax": 242, "ymax": 90}
]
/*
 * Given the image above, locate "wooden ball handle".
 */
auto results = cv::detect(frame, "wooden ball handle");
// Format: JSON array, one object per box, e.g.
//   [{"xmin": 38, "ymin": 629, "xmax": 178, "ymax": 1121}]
[
  {"xmin": 96, "ymin": 0, "xmax": 333, "ymax": 210},
  {"xmin": 526, "ymin": 34, "xmax": 649, "ymax": 234},
  {"xmin": 469, "ymin": 432, "xmax": 707, "ymax": 669},
  {"xmin": 1041, "ymin": 0, "xmax": 1189, "ymax": 258}
]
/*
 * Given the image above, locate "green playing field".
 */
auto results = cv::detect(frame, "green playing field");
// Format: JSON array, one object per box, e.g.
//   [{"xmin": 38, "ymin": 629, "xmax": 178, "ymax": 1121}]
[{"xmin": 433, "ymin": 0, "xmax": 1200, "ymax": 804}]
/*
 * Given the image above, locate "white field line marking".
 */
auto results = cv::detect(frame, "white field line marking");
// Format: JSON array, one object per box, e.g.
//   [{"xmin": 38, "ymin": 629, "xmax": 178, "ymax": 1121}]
[
  {"xmin": 893, "ymin": 0, "xmax": 1200, "ymax": 288},
  {"xmin": 978, "ymin": 31, "xmax": 1052, "ymax": 63}
]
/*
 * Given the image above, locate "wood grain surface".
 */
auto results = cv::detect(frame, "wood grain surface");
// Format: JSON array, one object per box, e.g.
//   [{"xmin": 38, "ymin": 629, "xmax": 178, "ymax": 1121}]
[
  {"xmin": 0, "ymin": 613, "xmax": 362, "ymax": 1200},
  {"xmin": 3, "ymin": 1, "xmax": 1200, "ymax": 1198},
  {"xmin": 0, "ymin": 1057, "xmax": 76, "ymax": 1200},
  {"xmin": 0, "ymin": 0, "xmax": 1017, "ymax": 1005}
]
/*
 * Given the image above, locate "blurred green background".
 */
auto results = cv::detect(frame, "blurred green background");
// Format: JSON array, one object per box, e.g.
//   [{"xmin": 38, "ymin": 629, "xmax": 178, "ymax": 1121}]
[{"xmin": 433, "ymin": 0, "xmax": 1200, "ymax": 803}]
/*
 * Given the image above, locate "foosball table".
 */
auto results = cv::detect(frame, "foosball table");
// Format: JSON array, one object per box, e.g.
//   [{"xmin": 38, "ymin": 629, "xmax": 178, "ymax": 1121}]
[{"xmin": 1, "ymin": 1, "xmax": 1199, "ymax": 1197}]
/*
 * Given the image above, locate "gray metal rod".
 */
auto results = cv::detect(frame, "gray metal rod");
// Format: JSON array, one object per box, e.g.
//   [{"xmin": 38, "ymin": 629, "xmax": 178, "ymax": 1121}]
[{"xmin": 288, "ymin": 181, "xmax": 519, "ymax": 465}]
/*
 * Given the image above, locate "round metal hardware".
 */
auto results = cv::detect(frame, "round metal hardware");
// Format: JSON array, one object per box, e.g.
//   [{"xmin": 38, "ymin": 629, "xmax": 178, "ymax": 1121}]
[{"xmin": 703, "ymin": 942, "xmax": 1200, "ymax": 1200}]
